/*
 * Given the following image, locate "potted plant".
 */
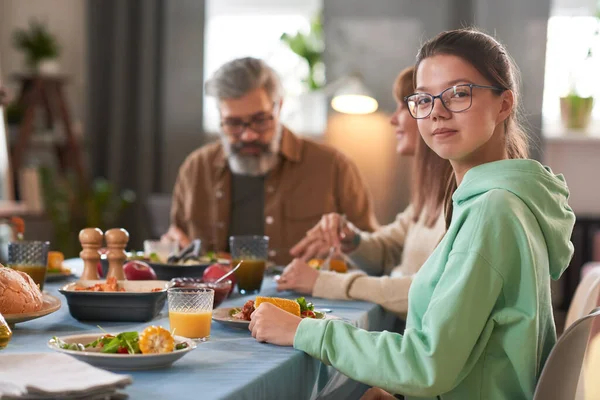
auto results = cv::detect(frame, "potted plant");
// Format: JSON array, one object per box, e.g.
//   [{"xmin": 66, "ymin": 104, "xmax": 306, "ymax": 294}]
[
  {"xmin": 560, "ymin": 91, "xmax": 594, "ymax": 130},
  {"xmin": 39, "ymin": 167, "xmax": 136, "ymax": 257},
  {"xmin": 12, "ymin": 19, "xmax": 61, "ymax": 75},
  {"xmin": 560, "ymin": 7, "xmax": 599, "ymax": 130},
  {"xmin": 280, "ymin": 13, "xmax": 325, "ymax": 91}
]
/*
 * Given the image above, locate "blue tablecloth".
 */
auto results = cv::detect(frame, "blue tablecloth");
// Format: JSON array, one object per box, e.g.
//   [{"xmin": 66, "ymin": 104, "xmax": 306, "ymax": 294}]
[{"xmin": 4, "ymin": 267, "xmax": 399, "ymax": 400}]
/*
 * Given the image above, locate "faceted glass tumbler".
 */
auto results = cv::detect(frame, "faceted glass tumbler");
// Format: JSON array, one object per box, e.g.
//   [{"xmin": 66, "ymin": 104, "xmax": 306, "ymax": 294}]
[
  {"xmin": 7, "ymin": 241, "xmax": 50, "ymax": 290},
  {"xmin": 229, "ymin": 235, "xmax": 269, "ymax": 295},
  {"xmin": 168, "ymin": 287, "xmax": 214, "ymax": 341}
]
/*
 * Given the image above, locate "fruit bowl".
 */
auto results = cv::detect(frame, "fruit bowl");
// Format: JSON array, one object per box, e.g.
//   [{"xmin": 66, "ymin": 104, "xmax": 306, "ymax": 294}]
[{"xmin": 168, "ymin": 278, "xmax": 232, "ymax": 308}]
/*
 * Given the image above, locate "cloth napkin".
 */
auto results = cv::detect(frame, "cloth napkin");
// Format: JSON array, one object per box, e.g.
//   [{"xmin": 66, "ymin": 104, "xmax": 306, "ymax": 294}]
[{"xmin": 0, "ymin": 353, "xmax": 132, "ymax": 399}]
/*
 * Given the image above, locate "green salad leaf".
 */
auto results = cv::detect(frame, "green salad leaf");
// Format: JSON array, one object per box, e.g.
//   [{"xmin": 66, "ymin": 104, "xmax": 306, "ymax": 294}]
[{"xmin": 296, "ymin": 297, "xmax": 314, "ymax": 313}]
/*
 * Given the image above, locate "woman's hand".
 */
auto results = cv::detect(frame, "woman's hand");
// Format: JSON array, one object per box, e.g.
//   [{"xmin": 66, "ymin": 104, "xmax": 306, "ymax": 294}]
[
  {"xmin": 290, "ymin": 213, "xmax": 359, "ymax": 260},
  {"xmin": 161, "ymin": 225, "xmax": 190, "ymax": 248},
  {"xmin": 249, "ymin": 303, "xmax": 302, "ymax": 346},
  {"xmin": 276, "ymin": 258, "xmax": 319, "ymax": 294}
]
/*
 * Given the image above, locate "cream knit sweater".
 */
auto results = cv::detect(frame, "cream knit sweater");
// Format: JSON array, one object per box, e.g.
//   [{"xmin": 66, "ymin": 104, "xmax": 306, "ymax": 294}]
[{"xmin": 312, "ymin": 205, "xmax": 445, "ymax": 317}]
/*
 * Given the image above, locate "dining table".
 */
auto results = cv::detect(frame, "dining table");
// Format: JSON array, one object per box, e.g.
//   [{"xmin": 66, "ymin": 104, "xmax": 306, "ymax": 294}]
[{"xmin": 3, "ymin": 260, "xmax": 400, "ymax": 400}]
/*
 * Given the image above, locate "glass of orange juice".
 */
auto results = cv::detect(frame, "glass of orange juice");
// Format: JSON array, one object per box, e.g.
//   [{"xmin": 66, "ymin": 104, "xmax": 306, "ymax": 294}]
[
  {"xmin": 229, "ymin": 235, "xmax": 269, "ymax": 295},
  {"xmin": 168, "ymin": 287, "xmax": 214, "ymax": 341},
  {"xmin": 7, "ymin": 240, "xmax": 50, "ymax": 290}
]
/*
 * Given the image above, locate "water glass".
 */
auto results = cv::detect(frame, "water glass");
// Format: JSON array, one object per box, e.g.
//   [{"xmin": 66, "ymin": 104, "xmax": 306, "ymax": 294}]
[{"xmin": 143, "ymin": 240, "xmax": 179, "ymax": 263}]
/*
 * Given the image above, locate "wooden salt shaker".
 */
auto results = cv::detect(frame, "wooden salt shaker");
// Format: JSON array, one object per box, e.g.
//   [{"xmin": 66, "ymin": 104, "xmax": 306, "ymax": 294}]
[
  {"xmin": 105, "ymin": 228, "xmax": 129, "ymax": 280},
  {"xmin": 79, "ymin": 228, "xmax": 103, "ymax": 280}
]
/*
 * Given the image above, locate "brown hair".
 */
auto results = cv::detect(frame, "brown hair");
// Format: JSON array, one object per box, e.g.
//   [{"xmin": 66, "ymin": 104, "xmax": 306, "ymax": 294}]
[
  {"xmin": 393, "ymin": 67, "xmax": 453, "ymax": 227},
  {"xmin": 414, "ymin": 28, "xmax": 529, "ymax": 227}
]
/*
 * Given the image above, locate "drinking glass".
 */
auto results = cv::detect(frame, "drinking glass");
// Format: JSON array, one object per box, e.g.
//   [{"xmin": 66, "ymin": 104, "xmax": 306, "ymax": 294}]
[
  {"xmin": 168, "ymin": 287, "xmax": 214, "ymax": 341},
  {"xmin": 7, "ymin": 241, "xmax": 50, "ymax": 290},
  {"xmin": 229, "ymin": 235, "xmax": 269, "ymax": 295}
]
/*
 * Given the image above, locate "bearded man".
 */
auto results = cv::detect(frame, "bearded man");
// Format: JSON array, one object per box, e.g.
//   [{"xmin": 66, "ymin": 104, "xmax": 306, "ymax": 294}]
[{"xmin": 163, "ymin": 57, "xmax": 377, "ymax": 265}]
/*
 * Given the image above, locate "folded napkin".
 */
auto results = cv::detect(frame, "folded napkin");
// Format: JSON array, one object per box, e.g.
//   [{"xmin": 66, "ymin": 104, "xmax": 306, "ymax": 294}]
[{"xmin": 0, "ymin": 353, "xmax": 132, "ymax": 400}]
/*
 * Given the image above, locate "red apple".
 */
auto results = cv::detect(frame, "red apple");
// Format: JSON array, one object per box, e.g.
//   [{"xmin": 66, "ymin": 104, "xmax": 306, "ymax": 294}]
[
  {"xmin": 123, "ymin": 260, "xmax": 157, "ymax": 280},
  {"xmin": 203, "ymin": 263, "xmax": 236, "ymax": 294}
]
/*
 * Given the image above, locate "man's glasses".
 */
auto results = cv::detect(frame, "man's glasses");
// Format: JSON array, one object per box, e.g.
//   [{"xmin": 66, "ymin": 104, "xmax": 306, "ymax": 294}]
[
  {"xmin": 220, "ymin": 103, "xmax": 278, "ymax": 136},
  {"xmin": 403, "ymin": 84, "xmax": 505, "ymax": 119}
]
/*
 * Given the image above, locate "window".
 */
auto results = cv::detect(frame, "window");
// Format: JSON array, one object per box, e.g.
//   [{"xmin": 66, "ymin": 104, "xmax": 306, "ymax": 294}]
[
  {"xmin": 203, "ymin": 0, "xmax": 322, "ymax": 134},
  {"xmin": 543, "ymin": 15, "xmax": 600, "ymax": 121}
]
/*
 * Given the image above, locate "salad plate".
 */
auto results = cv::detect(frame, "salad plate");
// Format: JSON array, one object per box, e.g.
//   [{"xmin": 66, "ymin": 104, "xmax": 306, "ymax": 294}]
[{"xmin": 48, "ymin": 331, "xmax": 196, "ymax": 370}]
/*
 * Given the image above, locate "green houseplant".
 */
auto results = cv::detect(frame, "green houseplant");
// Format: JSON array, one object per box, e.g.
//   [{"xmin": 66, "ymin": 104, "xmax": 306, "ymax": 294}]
[
  {"xmin": 12, "ymin": 19, "xmax": 60, "ymax": 73},
  {"xmin": 560, "ymin": 7, "xmax": 600, "ymax": 130},
  {"xmin": 39, "ymin": 167, "xmax": 136, "ymax": 257},
  {"xmin": 280, "ymin": 13, "xmax": 325, "ymax": 91}
]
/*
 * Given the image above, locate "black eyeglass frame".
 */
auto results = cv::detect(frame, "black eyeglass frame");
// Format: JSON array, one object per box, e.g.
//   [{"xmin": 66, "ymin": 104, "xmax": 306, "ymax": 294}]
[
  {"xmin": 220, "ymin": 102, "xmax": 279, "ymax": 135},
  {"xmin": 403, "ymin": 84, "xmax": 505, "ymax": 119}
]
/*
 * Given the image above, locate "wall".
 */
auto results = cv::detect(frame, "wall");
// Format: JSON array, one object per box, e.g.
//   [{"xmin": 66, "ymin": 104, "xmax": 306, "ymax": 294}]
[
  {"xmin": 474, "ymin": 0, "xmax": 550, "ymax": 161},
  {"xmin": 0, "ymin": 0, "xmax": 87, "ymax": 124},
  {"xmin": 323, "ymin": 0, "xmax": 454, "ymax": 223}
]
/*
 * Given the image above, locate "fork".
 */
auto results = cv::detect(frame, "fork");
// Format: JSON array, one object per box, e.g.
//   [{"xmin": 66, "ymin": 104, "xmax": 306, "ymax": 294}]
[{"xmin": 321, "ymin": 214, "xmax": 347, "ymax": 271}]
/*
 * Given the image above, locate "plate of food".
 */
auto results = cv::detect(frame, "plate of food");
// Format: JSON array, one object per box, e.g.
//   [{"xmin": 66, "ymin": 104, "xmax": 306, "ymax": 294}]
[
  {"xmin": 45, "ymin": 251, "xmax": 76, "ymax": 281},
  {"xmin": 48, "ymin": 326, "xmax": 196, "ymax": 370},
  {"xmin": 212, "ymin": 296, "xmax": 326, "ymax": 329},
  {"xmin": 1, "ymin": 267, "xmax": 62, "ymax": 327},
  {"xmin": 146, "ymin": 245, "xmax": 232, "ymax": 281},
  {"xmin": 99, "ymin": 242, "xmax": 231, "ymax": 281}
]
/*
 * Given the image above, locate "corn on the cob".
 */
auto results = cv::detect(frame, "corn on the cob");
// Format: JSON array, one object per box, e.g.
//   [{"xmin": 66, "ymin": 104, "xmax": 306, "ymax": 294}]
[
  {"xmin": 139, "ymin": 326, "xmax": 175, "ymax": 354},
  {"xmin": 255, "ymin": 296, "xmax": 301, "ymax": 317}
]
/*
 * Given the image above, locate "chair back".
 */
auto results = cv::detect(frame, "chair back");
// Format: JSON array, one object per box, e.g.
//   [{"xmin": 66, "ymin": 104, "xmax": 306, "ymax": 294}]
[{"xmin": 534, "ymin": 307, "xmax": 600, "ymax": 400}]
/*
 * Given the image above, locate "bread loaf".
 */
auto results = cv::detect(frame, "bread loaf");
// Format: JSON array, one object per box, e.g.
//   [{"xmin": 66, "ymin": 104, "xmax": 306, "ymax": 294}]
[{"xmin": 0, "ymin": 265, "xmax": 44, "ymax": 314}]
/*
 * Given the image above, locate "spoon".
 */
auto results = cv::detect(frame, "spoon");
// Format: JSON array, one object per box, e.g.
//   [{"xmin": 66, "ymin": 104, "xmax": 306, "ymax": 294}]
[{"xmin": 215, "ymin": 261, "xmax": 243, "ymax": 283}]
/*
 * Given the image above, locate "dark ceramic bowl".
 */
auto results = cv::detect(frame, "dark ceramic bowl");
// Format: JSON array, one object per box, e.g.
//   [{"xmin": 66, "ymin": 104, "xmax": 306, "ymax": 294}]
[
  {"xmin": 168, "ymin": 278, "xmax": 232, "ymax": 308},
  {"xmin": 59, "ymin": 280, "xmax": 169, "ymax": 322},
  {"xmin": 148, "ymin": 262, "xmax": 210, "ymax": 281}
]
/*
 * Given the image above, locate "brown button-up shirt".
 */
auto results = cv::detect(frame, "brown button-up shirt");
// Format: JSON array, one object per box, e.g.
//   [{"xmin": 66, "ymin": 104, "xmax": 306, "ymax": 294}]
[{"xmin": 170, "ymin": 127, "xmax": 378, "ymax": 265}]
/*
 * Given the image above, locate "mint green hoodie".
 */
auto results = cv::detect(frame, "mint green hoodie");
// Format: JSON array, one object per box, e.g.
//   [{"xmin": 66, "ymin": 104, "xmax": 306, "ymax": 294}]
[{"xmin": 294, "ymin": 159, "xmax": 575, "ymax": 400}]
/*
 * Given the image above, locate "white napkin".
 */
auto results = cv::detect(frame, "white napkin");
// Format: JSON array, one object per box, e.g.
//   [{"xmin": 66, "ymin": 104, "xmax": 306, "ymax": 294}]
[{"xmin": 0, "ymin": 353, "xmax": 132, "ymax": 400}]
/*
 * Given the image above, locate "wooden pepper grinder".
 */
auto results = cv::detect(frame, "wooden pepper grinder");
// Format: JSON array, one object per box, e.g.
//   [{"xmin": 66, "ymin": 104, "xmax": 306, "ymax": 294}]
[
  {"xmin": 79, "ymin": 228, "xmax": 103, "ymax": 280},
  {"xmin": 105, "ymin": 228, "xmax": 129, "ymax": 280}
]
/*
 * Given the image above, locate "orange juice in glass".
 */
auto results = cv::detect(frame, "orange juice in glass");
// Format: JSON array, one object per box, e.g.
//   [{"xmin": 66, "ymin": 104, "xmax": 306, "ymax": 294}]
[
  {"xmin": 229, "ymin": 235, "xmax": 269, "ymax": 295},
  {"xmin": 7, "ymin": 241, "xmax": 49, "ymax": 290},
  {"xmin": 168, "ymin": 287, "xmax": 214, "ymax": 341}
]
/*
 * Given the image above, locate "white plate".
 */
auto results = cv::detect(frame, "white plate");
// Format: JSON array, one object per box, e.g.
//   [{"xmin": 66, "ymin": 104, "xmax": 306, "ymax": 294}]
[
  {"xmin": 48, "ymin": 333, "xmax": 197, "ymax": 370},
  {"xmin": 4, "ymin": 292, "xmax": 61, "ymax": 327},
  {"xmin": 212, "ymin": 307, "xmax": 328, "ymax": 330},
  {"xmin": 62, "ymin": 258, "xmax": 84, "ymax": 277},
  {"xmin": 212, "ymin": 307, "xmax": 251, "ymax": 329}
]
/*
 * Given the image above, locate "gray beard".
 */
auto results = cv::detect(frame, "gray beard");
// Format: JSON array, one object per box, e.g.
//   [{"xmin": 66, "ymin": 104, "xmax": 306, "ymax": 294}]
[{"xmin": 221, "ymin": 124, "xmax": 282, "ymax": 176}]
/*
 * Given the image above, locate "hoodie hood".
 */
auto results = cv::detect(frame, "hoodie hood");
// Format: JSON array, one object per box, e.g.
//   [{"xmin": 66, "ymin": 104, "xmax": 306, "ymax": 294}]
[{"xmin": 453, "ymin": 159, "xmax": 575, "ymax": 280}]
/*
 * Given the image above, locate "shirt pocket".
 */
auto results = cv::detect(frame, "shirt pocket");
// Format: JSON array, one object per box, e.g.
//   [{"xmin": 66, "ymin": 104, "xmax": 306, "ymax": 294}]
[{"xmin": 283, "ymin": 197, "xmax": 336, "ymax": 244}]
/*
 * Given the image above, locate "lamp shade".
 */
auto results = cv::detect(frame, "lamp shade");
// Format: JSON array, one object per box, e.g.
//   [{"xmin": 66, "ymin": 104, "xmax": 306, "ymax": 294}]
[{"xmin": 330, "ymin": 76, "xmax": 378, "ymax": 115}]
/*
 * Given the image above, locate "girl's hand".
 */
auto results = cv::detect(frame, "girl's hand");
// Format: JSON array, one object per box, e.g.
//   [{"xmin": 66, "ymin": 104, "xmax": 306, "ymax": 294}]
[{"xmin": 249, "ymin": 303, "xmax": 301, "ymax": 346}]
